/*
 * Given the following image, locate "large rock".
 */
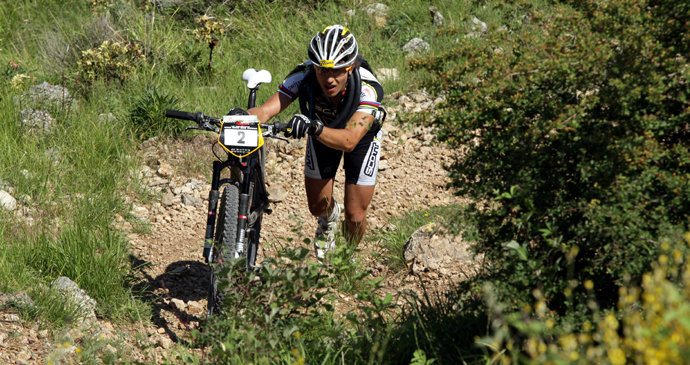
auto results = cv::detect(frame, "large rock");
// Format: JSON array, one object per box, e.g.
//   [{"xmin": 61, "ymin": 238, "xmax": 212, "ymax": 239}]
[
  {"xmin": 404, "ymin": 223, "xmax": 480, "ymax": 278},
  {"xmin": 403, "ymin": 38, "xmax": 430, "ymax": 55},
  {"xmin": 0, "ymin": 190, "xmax": 17, "ymax": 211},
  {"xmin": 51, "ymin": 277, "xmax": 97, "ymax": 323},
  {"xmin": 364, "ymin": 3, "xmax": 388, "ymax": 16},
  {"xmin": 15, "ymin": 82, "xmax": 76, "ymax": 109},
  {"xmin": 0, "ymin": 291, "xmax": 34, "ymax": 306},
  {"xmin": 376, "ymin": 68, "xmax": 399, "ymax": 82},
  {"xmin": 19, "ymin": 108, "xmax": 55, "ymax": 135}
]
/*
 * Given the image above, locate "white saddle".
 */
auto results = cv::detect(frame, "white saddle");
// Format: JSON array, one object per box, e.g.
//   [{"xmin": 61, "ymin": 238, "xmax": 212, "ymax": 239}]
[{"xmin": 242, "ymin": 69, "xmax": 272, "ymax": 89}]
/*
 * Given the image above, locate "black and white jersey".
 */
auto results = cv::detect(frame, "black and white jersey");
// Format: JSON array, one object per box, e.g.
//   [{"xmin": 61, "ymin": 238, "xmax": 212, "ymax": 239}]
[{"xmin": 277, "ymin": 61, "xmax": 384, "ymax": 127}]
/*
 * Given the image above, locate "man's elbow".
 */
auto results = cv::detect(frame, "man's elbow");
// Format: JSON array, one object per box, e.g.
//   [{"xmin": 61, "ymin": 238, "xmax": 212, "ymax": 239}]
[{"xmin": 342, "ymin": 139, "xmax": 358, "ymax": 153}]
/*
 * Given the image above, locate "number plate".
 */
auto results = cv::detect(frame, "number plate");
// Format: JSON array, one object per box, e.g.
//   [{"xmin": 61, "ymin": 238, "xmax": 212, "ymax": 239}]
[
  {"xmin": 219, "ymin": 115, "xmax": 263, "ymax": 157},
  {"xmin": 224, "ymin": 128, "xmax": 258, "ymax": 148}
]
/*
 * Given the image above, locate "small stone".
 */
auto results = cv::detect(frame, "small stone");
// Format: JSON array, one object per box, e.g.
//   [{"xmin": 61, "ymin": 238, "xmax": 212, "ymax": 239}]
[
  {"xmin": 410, "ymin": 93, "xmax": 427, "ymax": 102},
  {"xmin": 157, "ymin": 162, "xmax": 174, "ymax": 177},
  {"xmin": 403, "ymin": 38, "xmax": 430, "ymax": 55},
  {"xmin": 157, "ymin": 336, "xmax": 173, "ymax": 349},
  {"xmin": 181, "ymin": 194, "xmax": 203, "ymax": 207},
  {"xmin": 98, "ymin": 113, "xmax": 117, "ymax": 123},
  {"xmin": 0, "ymin": 190, "xmax": 17, "ymax": 211},
  {"xmin": 186, "ymin": 300, "xmax": 205, "ymax": 314},
  {"xmin": 38, "ymin": 330, "xmax": 49, "ymax": 339},
  {"xmin": 267, "ymin": 184, "xmax": 288, "ymax": 202},
  {"xmin": 378, "ymin": 159, "xmax": 388, "ymax": 171},
  {"xmin": 346, "ymin": 9, "xmax": 355, "ymax": 17},
  {"xmin": 472, "ymin": 16, "xmax": 488, "ymax": 33},
  {"xmin": 157, "ymin": 327, "xmax": 166, "ymax": 334},
  {"xmin": 2, "ymin": 313, "xmax": 20, "ymax": 322},
  {"xmin": 170, "ymin": 298, "xmax": 187, "ymax": 311},
  {"xmin": 161, "ymin": 192, "xmax": 175, "ymax": 206}
]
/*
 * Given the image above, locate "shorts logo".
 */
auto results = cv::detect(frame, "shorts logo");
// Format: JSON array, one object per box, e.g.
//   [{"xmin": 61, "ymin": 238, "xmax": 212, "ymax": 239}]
[
  {"xmin": 306, "ymin": 140, "xmax": 315, "ymax": 170},
  {"xmin": 364, "ymin": 143, "xmax": 379, "ymax": 177}
]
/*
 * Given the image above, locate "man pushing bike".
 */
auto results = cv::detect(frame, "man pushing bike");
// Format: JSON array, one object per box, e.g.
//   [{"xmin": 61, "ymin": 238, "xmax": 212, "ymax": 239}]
[{"xmin": 247, "ymin": 25, "xmax": 385, "ymax": 259}]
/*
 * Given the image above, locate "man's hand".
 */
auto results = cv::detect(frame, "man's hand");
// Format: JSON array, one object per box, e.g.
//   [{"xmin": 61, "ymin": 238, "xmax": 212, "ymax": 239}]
[
  {"xmin": 227, "ymin": 108, "xmax": 249, "ymax": 116},
  {"xmin": 285, "ymin": 114, "xmax": 324, "ymax": 139}
]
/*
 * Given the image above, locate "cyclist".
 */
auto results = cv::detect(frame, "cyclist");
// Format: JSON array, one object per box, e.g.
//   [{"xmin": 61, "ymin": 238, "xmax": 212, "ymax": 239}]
[{"xmin": 247, "ymin": 25, "xmax": 385, "ymax": 259}]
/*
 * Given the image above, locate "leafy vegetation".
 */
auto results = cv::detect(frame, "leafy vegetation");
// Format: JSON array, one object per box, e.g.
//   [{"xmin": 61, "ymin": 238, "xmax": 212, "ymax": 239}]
[{"xmin": 1, "ymin": 0, "xmax": 689, "ymax": 363}]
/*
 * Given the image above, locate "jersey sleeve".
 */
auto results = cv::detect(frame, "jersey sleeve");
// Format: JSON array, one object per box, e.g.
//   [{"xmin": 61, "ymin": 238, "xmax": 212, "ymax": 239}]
[
  {"xmin": 277, "ymin": 62, "xmax": 311, "ymax": 101},
  {"xmin": 357, "ymin": 68, "xmax": 384, "ymax": 115}
]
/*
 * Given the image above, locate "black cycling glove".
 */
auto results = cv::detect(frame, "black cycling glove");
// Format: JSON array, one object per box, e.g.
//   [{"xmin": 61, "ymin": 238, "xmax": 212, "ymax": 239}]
[
  {"xmin": 226, "ymin": 108, "xmax": 249, "ymax": 116},
  {"xmin": 286, "ymin": 114, "xmax": 324, "ymax": 139}
]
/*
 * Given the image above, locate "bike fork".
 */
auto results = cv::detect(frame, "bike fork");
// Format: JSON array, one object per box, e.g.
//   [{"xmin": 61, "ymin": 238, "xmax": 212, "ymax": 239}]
[
  {"xmin": 202, "ymin": 160, "xmax": 223, "ymax": 263},
  {"xmin": 235, "ymin": 169, "xmax": 253, "ymax": 257}
]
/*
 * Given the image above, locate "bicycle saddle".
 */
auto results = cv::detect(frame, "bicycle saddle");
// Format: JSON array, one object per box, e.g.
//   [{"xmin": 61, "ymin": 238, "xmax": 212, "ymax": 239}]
[{"xmin": 242, "ymin": 69, "xmax": 272, "ymax": 89}]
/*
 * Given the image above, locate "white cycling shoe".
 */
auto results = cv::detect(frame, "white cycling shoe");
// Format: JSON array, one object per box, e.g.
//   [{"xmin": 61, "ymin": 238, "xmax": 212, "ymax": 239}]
[{"xmin": 314, "ymin": 200, "xmax": 341, "ymax": 260}]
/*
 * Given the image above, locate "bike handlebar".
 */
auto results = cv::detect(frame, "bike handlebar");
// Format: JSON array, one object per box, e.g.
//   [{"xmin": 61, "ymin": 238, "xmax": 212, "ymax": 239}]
[
  {"xmin": 165, "ymin": 109, "xmax": 288, "ymax": 137},
  {"xmin": 165, "ymin": 109, "xmax": 200, "ymax": 122}
]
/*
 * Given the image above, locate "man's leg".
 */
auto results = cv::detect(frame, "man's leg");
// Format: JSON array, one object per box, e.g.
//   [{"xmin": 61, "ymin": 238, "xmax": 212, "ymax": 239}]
[
  {"xmin": 343, "ymin": 182, "xmax": 376, "ymax": 246},
  {"xmin": 304, "ymin": 176, "xmax": 335, "ymax": 219}
]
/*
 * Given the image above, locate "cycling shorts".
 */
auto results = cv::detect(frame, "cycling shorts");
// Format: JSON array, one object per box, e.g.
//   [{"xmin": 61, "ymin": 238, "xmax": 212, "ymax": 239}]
[{"xmin": 304, "ymin": 127, "xmax": 383, "ymax": 186}]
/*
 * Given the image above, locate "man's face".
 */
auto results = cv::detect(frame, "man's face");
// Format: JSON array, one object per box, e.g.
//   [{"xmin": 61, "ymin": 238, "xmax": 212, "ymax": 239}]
[{"xmin": 313, "ymin": 65, "xmax": 352, "ymax": 100}]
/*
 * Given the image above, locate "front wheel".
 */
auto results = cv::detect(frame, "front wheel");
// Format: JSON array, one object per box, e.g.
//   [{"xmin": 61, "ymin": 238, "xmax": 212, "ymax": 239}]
[
  {"xmin": 244, "ymin": 166, "xmax": 266, "ymax": 271},
  {"xmin": 207, "ymin": 184, "xmax": 239, "ymax": 315}
]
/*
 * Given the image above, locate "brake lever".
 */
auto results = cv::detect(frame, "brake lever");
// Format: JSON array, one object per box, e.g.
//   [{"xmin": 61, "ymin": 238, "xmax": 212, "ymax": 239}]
[{"xmin": 270, "ymin": 135, "xmax": 289, "ymax": 142}]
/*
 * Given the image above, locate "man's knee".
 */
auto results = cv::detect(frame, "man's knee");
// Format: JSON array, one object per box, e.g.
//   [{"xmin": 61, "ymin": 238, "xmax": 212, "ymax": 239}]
[
  {"xmin": 345, "ymin": 210, "xmax": 367, "ymax": 226},
  {"xmin": 308, "ymin": 197, "xmax": 330, "ymax": 217}
]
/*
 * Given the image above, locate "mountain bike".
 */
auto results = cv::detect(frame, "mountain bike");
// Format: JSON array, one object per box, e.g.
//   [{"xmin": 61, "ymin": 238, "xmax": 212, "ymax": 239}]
[{"xmin": 165, "ymin": 69, "xmax": 288, "ymax": 315}]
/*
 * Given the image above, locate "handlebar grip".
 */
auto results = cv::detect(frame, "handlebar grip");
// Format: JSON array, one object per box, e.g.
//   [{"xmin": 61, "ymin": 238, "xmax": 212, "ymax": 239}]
[
  {"xmin": 272, "ymin": 121, "xmax": 288, "ymax": 133},
  {"xmin": 166, "ymin": 109, "xmax": 198, "ymax": 121}
]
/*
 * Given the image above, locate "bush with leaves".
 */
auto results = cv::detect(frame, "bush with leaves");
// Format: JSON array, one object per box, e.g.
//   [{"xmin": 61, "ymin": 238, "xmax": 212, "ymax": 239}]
[
  {"xmin": 411, "ymin": 0, "xmax": 690, "ymax": 319},
  {"xmin": 78, "ymin": 40, "xmax": 145, "ymax": 84},
  {"xmin": 194, "ymin": 247, "xmax": 401, "ymax": 364},
  {"xmin": 478, "ymin": 233, "xmax": 690, "ymax": 365}
]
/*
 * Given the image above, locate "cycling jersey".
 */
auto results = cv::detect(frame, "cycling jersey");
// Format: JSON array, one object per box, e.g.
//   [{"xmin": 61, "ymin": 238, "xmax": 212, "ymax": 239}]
[
  {"xmin": 277, "ymin": 58, "xmax": 385, "ymax": 185},
  {"xmin": 278, "ymin": 61, "xmax": 384, "ymax": 128}
]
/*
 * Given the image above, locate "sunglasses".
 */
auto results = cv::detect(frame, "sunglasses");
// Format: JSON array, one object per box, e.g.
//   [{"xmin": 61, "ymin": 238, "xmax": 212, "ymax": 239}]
[{"xmin": 314, "ymin": 65, "xmax": 352, "ymax": 77}]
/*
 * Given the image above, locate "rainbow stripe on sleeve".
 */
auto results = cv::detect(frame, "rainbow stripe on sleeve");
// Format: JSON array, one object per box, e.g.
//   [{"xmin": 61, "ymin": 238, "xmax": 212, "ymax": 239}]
[
  {"xmin": 358, "ymin": 101, "xmax": 380, "ymax": 111},
  {"xmin": 278, "ymin": 84, "xmax": 297, "ymax": 100}
]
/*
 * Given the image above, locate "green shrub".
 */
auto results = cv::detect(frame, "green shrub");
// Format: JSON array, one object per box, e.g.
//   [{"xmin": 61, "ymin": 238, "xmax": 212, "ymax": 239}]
[
  {"xmin": 411, "ymin": 0, "xmax": 690, "ymax": 318},
  {"xmin": 78, "ymin": 40, "xmax": 145, "ymax": 84},
  {"xmin": 129, "ymin": 85, "xmax": 184, "ymax": 139},
  {"xmin": 195, "ymin": 247, "xmax": 397, "ymax": 364}
]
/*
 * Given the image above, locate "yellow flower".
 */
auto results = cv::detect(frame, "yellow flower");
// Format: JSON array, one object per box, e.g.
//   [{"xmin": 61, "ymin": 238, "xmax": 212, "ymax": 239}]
[
  {"xmin": 293, "ymin": 331, "xmax": 302, "ymax": 339},
  {"xmin": 584, "ymin": 280, "xmax": 594, "ymax": 290},
  {"xmin": 607, "ymin": 347, "xmax": 626, "ymax": 365}
]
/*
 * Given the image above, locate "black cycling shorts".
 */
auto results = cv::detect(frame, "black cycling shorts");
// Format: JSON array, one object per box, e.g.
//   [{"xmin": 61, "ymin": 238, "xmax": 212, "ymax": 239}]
[{"xmin": 304, "ymin": 126, "xmax": 383, "ymax": 186}]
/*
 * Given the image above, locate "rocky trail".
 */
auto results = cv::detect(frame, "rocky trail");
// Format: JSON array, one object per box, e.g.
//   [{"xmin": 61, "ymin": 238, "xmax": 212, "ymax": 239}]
[{"xmin": 0, "ymin": 91, "xmax": 481, "ymax": 364}]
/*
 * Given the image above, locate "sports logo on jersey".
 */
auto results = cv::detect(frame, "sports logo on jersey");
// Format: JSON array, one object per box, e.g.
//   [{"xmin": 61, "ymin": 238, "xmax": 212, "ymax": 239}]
[{"xmin": 364, "ymin": 143, "xmax": 379, "ymax": 177}]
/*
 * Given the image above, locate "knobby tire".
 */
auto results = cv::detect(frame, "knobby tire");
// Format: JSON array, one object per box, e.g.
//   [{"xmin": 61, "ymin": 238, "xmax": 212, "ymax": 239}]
[{"xmin": 207, "ymin": 184, "xmax": 239, "ymax": 315}]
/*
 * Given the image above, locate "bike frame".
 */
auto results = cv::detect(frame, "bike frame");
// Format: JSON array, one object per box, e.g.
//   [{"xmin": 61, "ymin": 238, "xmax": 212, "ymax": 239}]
[{"xmin": 201, "ymin": 86, "xmax": 269, "ymax": 264}]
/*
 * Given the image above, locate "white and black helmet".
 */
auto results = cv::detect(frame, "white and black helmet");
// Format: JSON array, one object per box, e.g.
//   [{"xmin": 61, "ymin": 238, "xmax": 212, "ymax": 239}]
[{"xmin": 308, "ymin": 25, "xmax": 359, "ymax": 69}]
